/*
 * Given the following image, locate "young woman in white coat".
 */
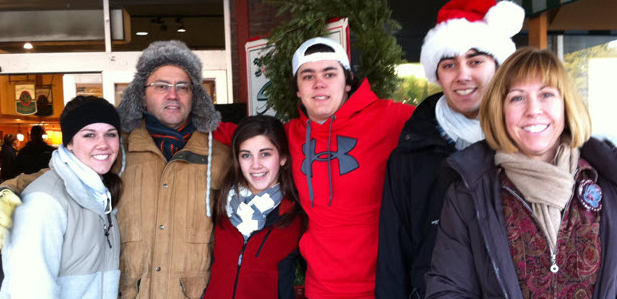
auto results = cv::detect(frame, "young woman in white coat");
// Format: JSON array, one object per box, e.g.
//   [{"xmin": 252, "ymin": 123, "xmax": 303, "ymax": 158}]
[{"xmin": 0, "ymin": 96, "xmax": 123, "ymax": 299}]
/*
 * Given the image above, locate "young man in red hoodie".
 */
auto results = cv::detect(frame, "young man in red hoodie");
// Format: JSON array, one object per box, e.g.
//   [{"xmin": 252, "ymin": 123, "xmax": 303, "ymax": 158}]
[{"xmin": 285, "ymin": 37, "xmax": 415, "ymax": 299}]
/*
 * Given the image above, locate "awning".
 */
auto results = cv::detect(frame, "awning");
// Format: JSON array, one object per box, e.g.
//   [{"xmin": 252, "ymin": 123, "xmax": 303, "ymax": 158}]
[
  {"xmin": 511, "ymin": 0, "xmax": 581, "ymax": 17},
  {"xmin": 519, "ymin": 0, "xmax": 617, "ymax": 31}
]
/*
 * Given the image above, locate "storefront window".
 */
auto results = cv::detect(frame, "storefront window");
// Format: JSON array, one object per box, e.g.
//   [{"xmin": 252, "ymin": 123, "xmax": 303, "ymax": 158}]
[
  {"xmin": 557, "ymin": 34, "xmax": 617, "ymax": 142},
  {"xmin": 112, "ymin": 2, "xmax": 225, "ymax": 52},
  {"xmin": 0, "ymin": 1, "xmax": 224, "ymax": 54},
  {"xmin": 0, "ymin": 3, "xmax": 106, "ymax": 53}
]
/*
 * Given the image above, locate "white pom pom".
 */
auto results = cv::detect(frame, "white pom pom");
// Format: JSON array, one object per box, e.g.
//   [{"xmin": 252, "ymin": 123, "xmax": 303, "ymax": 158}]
[{"xmin": 484, "ymin": 1, "xmax": 525, "ymax": 37}]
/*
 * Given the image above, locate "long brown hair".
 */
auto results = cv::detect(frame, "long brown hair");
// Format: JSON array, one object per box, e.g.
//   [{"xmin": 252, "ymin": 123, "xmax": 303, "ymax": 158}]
[{"xmin": 214, "ymin": 115, "xmax": 305, "ymax": 229}]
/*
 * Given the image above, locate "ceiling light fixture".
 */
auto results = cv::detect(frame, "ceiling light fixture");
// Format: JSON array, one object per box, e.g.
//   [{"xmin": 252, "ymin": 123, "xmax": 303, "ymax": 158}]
[
  {"xmin": 23, "ymin": 42, "xmax": 33, "ymax": 49},
  {"xmin": 176, "ymin": 17, "xmax": 186, "ymax": 33},
  {"xmin": 16, "ymin": 124, "xmax": 24, "ymax": 141},
  {"xmin": 136, "ymin": 32, "xmax": 148, "ymax": 36}
]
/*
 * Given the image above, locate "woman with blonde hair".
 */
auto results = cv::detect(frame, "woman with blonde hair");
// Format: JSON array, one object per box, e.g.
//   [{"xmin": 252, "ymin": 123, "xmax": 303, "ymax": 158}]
[{"xmin": 425, "ymin": 47, "xmax": 617, "ymax": 298}]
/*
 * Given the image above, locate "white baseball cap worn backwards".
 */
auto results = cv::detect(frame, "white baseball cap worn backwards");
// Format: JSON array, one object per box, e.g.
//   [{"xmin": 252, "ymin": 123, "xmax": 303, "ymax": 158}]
[{"xmin": 292, "ymin": 37, "xmax": 351, "ymax": 76}]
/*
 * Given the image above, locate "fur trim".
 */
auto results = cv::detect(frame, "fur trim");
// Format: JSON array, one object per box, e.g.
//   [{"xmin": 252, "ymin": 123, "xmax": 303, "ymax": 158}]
[
  {"xmin": 420, "ymin": 0, "xmax": 524, "ymax": 84},
  {"xmin": 420, "ymin": 18, "xmax": 516, "ymax": 83},
  {"xmin": 485, "ymin": 1, "xmax": 525, "ymax": 38},
  {"xmin": 117, "ymin": 40, "xmax": 221, "ymax": 133}
]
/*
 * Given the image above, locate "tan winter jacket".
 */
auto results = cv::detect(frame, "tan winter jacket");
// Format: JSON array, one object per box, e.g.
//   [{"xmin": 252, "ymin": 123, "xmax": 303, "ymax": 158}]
[{"xmin": 116, "ymin": 121, "xmax": 230, "ymax": 299}]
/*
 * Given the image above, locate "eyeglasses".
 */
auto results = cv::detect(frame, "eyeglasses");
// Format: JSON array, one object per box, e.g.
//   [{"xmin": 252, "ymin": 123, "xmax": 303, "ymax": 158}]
[{"xmin": 145, "ymin": 82, "xmax": 192, "ymax": 95}]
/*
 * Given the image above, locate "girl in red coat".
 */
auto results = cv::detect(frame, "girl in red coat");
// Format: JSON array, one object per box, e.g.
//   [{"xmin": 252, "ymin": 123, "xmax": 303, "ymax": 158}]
[{"xmin": 203, "ymin": 115, "xmax": 305, "ymax": 299}]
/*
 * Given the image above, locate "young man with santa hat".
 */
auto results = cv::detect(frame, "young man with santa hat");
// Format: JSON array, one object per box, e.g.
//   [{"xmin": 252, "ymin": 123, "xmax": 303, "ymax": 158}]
[{"xmin": 375, "ymin": 0, "xmax": 524, "ymax": 298}]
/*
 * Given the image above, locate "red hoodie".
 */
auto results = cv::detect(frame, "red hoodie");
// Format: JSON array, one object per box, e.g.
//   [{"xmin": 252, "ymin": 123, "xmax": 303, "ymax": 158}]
[{"xmin": 285, "ymin": 79, "xmax": 414, "ymax": 298}]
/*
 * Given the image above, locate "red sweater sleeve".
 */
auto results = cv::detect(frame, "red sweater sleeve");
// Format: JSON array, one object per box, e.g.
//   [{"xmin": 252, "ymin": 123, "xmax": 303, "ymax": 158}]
[{"xmin": 212, "ymin": 122, "xmax": 238, "ymax": 147}]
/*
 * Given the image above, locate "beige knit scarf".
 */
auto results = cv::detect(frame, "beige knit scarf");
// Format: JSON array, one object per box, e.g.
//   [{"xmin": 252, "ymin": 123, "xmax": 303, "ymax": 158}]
[{"xmin": 495, "ymin": 136, "xmax": 579, "ymax": 249}]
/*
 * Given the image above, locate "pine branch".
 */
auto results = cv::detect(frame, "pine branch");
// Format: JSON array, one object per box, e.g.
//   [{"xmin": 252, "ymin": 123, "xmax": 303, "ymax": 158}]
[{"xmin": 262, "ymin": 0, "xmax": 405, "ymax": 119}]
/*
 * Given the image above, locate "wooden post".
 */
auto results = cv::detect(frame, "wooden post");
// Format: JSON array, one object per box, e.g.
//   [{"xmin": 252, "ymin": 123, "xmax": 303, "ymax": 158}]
[
  {"xmin": 528, "ymin": 12, "xmax": 548, "ymax": 49},
  {"xmin": 236, "ymin": 0, "xmax": 249, "ymax": 104}
]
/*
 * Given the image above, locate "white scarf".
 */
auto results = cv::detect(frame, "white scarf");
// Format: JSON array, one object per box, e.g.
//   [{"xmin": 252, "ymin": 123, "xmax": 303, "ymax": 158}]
[
  {"xmin": 226, "ymin": 184, "xmax": 282, "ymax": 239},
  {"xmin": 435, "ymin": 95, "xmax": 484, "ymax": 150},
  {"xmin": 53, "ymin": 145, "xmax": 112, "ymax": 214}
]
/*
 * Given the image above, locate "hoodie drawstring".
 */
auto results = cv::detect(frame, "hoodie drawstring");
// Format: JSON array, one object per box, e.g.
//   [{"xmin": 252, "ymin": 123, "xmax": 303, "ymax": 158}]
[
  {"xmin": 327, "ymin": 116, "xmax": 335, "ymax": 206},
  {"xmin": 305, "ymin": 120, "xmax": 315, "ymax": 208},
  {"xmin": 305, "ymin": 116, "xmax": 336, "ymax": 208}
]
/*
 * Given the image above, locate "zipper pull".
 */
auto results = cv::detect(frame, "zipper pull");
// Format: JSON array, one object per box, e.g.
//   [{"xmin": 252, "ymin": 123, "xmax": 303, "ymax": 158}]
[
  {"xmin": 104, "ymin": 223, "xmax": 112, "ymax": 249},
  {"xmin": 550, "ymin": 253, "xmax": 559, "ymax": 273},
  {"xmin": 104, "ymin": 213, "xmax": 113, "ymax": 249},
  {"xmin": 238, "ymin": 238, "xmax": 248, "ymax": 266}
]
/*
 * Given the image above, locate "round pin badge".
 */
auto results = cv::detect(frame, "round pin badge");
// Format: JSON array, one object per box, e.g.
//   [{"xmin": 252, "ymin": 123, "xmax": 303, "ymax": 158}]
[{"xmin": 578, "ymin": 179, "xmax": 602, "ymax": 212}]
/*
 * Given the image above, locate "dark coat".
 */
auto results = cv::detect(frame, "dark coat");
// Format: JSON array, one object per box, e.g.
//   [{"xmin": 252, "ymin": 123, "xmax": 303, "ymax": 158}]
[
  {"xmin": 425, "ymin": 138, "xmax": 617, "ymax": 299},
  {"xmin": 17, "ymin": 140, "xmax": 55, "ymax": 174},
  {"xmin": 376, "ymin": 93, "xmax": 457, "ymax": 299},
  {"xmin": 1, "ymin": 144, "xmax": 19, "ymax": 181}
]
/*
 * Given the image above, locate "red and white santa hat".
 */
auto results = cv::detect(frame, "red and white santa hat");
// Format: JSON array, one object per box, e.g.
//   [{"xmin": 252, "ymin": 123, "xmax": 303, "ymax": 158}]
[{"xmin": 420, "ymin": 0, "xmax": 525, "ymax": 83}]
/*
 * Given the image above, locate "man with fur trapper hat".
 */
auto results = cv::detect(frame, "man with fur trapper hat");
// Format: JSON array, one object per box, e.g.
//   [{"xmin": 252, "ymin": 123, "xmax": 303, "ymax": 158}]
[
  {"xmin": 0, "ymin": 40, "xmax": 233, "ymax": 299},
  {"xmin": 112, "ymin": 40, "xmax": 231, "ymax": 299},
  {"xmin": 375, "ymin": 0, "xmax": 524, "ymax": 298}
]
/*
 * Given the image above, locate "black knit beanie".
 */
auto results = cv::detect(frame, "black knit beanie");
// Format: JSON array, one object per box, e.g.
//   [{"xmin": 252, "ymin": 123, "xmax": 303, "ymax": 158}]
[{"xmin": 61, "ymin": 97, "xmax": 121, "ymax": 146}]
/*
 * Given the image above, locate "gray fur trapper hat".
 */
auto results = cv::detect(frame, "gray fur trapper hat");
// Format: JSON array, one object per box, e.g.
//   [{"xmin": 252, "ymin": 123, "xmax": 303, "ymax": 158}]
[{"xmin": 117, "ymin": 40, "xmax": 221, "ymax": 133}]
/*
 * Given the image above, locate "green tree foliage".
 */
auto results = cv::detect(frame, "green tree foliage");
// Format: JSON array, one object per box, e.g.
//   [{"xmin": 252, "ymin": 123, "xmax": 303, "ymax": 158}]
[
  {"xmin": 392, "ymin": 75, "xmax": 441, "ymax": 106},
  {"xmin": 261, "ymin": 0, "xmax": 404, "ymax": 120}
]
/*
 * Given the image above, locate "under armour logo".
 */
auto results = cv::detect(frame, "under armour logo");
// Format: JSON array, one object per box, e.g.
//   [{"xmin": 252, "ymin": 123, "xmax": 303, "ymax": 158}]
[{"xmin": 301, "ymin": 135, "xmax": 359, "ymax": 176}]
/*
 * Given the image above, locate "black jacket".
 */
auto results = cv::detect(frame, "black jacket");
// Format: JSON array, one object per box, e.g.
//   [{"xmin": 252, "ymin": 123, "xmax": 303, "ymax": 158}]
[
  {"xmin": 1, "ymin": 144, "xmax": 19, "ymax": 181},
  {"xmin": 17, "ymin": 140, "xmax": 55, "ymax": 174},
  {"xmin": 376, "ymin": 93, "xmax": 457, "ymax": 299},
  {"xmin": 426, "ymin": 138, "xmax": 617, "ymax": 298}
]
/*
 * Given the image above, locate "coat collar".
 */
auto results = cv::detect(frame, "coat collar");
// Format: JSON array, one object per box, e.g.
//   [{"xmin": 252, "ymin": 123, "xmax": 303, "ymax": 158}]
[
  {"xmin": 397, "ymin": 92, "xmax": 454, "ymax": 152},
  {"xmin": 127, "ymin": 120, "xmax": 211, "ymax": 159}
]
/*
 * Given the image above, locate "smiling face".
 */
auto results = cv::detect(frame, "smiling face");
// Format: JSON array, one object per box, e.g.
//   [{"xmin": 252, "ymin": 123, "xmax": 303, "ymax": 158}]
[
  {"xmin": 296, "ymin": 60, "xmax": 351, "ymax": 123},
  {"xmin": 238, "ymin": 135, "xmax": 287, "ymax": 195},
  {"xmin": 67, "ymin": 123, "xmax": 120, "ymax": 175},
  {"xmin": 436, "ymin": 49, "xmax": 497, "ymax": 119},
  {"xmin": 504, "ymin": 79, "xmax": 565, "ymax": 162},
  {"xmin": 144, "ymin": 65, "xmax": 193, "ymax": 130}
]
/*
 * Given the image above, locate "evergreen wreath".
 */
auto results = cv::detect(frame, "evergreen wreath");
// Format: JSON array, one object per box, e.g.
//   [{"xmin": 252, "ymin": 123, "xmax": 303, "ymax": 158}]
[{"xmin": 261, "ymin": 0, "xmax": 404, "ymax": 120}]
